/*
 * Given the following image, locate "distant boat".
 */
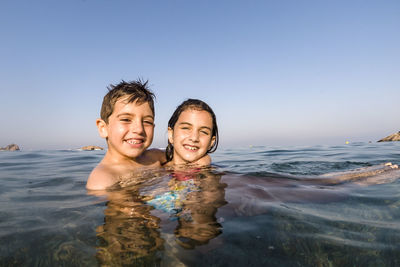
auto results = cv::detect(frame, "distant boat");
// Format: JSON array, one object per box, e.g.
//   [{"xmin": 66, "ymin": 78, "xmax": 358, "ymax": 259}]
[{"xmin": 378, "ymin": 131, "xmax": 400, "ymax": 142}]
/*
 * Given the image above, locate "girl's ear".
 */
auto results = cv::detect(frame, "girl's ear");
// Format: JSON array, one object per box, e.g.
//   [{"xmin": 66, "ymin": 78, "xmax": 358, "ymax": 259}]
[
  {"xmin": 209, "ymin": 136, "xmax": 216, "ymax": 149},
  {"xmin": 167, "ymin": 127, "xmax": 174, "ymax": 144},
  {"xmin": 96, "ymin": 119, "xmax": 108, "ymax": 138}
]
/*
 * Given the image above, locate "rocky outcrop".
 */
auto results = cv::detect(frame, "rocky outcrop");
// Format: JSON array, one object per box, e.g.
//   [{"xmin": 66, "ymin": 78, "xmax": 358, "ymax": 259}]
[
  {"xmin": 0, "ymin": 144, "xmax": 20, "ymax": 151},
  {"xmin": 378, "ymin": 131, "xmax": 400, "ymax": 142},
  {"xmin": 81, "ymin": 145, "xmax": 104, "ymax": 151}
]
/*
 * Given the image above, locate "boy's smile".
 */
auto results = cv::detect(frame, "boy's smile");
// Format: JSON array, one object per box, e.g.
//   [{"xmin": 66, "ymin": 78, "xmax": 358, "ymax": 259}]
[
  {"xmin": 98, "ymin": 98, "xmax": 155, "ymax": 162},
  {"xmin": 168, "ymin": 109, "xmax": 215, "ymax": 165}
]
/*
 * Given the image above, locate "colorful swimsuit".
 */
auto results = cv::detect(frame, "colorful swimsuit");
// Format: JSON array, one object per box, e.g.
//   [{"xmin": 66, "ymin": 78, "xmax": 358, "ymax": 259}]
[{"xmin": 146, "ymin": 170, "xmax": 201, "ymax": 220}]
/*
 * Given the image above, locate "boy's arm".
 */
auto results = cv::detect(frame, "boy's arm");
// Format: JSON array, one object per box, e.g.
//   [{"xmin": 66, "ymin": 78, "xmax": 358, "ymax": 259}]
[
  {"xmin": 86, "ymin": 165, "xmax": 118, "ymax": 190},
  {"xmin": 146, "ymin": 148, "xmax": 167, "ymax": 165}
]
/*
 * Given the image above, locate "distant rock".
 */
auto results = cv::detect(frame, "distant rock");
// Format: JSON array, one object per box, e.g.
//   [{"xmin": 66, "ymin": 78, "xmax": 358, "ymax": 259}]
[
  {"xmin": 378, "ymin": 131, "xmax": 400, "ymax": 142},
  {"xmin": 0, "ymin": 144, "xmax": 20, "ymax": 151},
  {"xmin": 81, "ymin": 145, "xmax": 104, "ymax": 151}
]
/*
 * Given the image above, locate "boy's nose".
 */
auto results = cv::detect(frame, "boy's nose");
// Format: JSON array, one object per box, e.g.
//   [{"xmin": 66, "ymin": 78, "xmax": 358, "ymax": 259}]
[{"xmin": 131, "ymin": 120, "xmax": 144, "ymax": 134}]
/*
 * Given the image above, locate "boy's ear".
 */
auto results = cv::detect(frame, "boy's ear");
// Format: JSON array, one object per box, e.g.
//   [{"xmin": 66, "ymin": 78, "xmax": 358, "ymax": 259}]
[
  {"xmin": 96, "ymin": 119, "xmax": 108, "ymax": 138},
  {"xmin": 167, "ymin": 127, "xmax": 174, "ymax": 144}
]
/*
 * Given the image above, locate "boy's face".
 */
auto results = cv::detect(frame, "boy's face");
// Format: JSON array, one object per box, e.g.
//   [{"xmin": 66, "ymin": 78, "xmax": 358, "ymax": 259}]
[{"xmin": 97, "ymin": 97, "xmax": 155, "ymax": 161}]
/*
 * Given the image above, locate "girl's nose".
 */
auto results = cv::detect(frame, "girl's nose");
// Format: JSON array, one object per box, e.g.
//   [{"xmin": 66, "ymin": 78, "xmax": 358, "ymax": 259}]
[{"xmin": 189, "ymin": 130, "xmax": 199, "ymax": 142}]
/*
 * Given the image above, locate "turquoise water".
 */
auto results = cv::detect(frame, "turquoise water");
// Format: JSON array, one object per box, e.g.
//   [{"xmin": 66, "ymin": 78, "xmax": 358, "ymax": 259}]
[{"xmin": 1, "ymin": 142, "xmax": 400, "ymax": 266}]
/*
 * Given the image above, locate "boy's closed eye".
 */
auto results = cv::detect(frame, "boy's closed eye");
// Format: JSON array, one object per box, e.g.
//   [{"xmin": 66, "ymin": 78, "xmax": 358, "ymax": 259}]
[{"xmin": 143, "ymin": 120, "xmax": 154, "ymax": 126}]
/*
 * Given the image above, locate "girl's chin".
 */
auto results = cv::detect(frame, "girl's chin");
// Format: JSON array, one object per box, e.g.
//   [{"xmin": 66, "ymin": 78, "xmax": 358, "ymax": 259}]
[{"xmin": 177, "ymin": 156, "xmax": 201, "ymax": 165}]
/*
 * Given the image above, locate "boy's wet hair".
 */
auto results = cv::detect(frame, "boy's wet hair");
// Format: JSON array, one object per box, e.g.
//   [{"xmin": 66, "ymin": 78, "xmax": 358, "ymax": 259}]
[
  {"xmin": 100, "ymin": 79, "xmax": 155, "ymax": 123},
  {"xmin": 166, "ymin": 99, "xmax": 219, "ymax": 162}
]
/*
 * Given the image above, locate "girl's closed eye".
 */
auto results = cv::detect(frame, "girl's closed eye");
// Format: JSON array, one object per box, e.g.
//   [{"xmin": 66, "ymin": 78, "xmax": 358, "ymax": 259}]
[{"xmin": 120, "ymin": 118, "xmax": 131, "ymax": 122}]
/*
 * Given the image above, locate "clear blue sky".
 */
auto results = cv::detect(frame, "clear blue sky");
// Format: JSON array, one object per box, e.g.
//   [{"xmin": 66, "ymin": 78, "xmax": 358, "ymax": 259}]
[{"xmin": 1, "ymin": 0, "xmax": 399, "ymax": 150}]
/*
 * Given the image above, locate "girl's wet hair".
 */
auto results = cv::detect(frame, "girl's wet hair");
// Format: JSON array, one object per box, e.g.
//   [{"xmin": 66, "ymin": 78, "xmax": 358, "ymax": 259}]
[{"xmin": 166, "ymin": 99, "xmax": 219, "ymax": 163}]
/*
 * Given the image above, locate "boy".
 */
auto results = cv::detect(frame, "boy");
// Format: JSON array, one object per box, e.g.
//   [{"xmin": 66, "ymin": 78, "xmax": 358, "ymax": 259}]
[{"xmin": 86, "ymin": 80, "xmax": 165, "ymax": 190}]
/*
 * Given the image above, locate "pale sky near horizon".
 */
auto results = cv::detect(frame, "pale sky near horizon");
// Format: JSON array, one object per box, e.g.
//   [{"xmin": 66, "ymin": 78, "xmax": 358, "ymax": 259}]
[{"xmin": 1, "ymin": 0, "xmax": 399, "ymax": 150}]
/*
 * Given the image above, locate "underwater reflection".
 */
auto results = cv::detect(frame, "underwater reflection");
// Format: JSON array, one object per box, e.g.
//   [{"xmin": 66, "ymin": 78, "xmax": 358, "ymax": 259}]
[
  {"xmin": 94, "ymin": 168, "xmax": 227, "ymax": 265},
  {"xmin": 164, "ymin": 169, "xmax": 227, "ymax": 249},
  {"xmin": 95, "ymin": 188, "xmax": 164, "ymax": 266}
]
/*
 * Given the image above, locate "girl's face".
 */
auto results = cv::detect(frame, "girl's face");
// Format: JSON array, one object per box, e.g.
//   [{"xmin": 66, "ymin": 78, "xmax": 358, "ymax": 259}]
[{"xmin": 168, "ymin": 109, "xmax": 215, "ymax": 165}]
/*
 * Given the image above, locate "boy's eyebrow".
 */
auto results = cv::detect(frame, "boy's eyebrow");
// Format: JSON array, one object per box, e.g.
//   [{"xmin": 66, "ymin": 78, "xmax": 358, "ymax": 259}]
[
  {"xmin": 117, "ymin": 113, "xmax": 154, "ymax": 119},
  {"xmin": 116, "ymin": 113, "xmax": 133, "ymax": 117},
  {"xmin": 143, "ymin": 114, "xmax": 154, "ymax": 119}
]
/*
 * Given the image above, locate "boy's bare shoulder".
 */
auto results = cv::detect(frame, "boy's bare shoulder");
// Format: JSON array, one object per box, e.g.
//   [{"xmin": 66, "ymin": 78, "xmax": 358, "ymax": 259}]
[{"xmin": 86, "ymin": 163, "xmax": 119, "ymax": 190}]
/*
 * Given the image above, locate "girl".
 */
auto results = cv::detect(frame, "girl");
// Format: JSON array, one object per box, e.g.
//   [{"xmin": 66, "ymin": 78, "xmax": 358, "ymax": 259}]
[
  {"xmin": 147, "ymin": 99, "xmax": 223, "ymax": 248},
  {"xmin": 164, "ymin": 99, "xmax": 219, "ymax": 167}
]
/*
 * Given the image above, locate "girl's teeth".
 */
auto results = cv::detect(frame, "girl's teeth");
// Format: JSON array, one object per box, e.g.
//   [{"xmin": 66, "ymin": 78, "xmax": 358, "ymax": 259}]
[
  {"xmin": 127, "ymin": 140, "xmax": 142, "ymax": 144},
  {"xmin": 184, "ymin": 145, "xmax": 197, "ymax": 150}
]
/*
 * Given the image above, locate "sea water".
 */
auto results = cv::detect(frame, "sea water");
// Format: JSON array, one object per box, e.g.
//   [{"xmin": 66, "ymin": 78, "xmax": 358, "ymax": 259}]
[{"xmin": 0, "ymin": 142, "xmax": 400, "ymax": 266}]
